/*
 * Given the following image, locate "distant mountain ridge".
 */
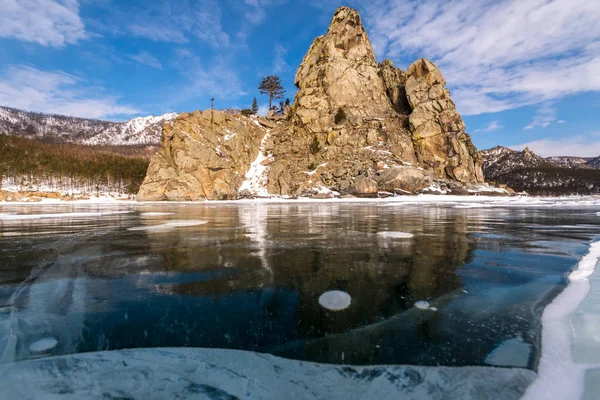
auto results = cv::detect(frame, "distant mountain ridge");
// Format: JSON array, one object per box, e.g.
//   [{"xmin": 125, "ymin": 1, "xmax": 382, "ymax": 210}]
[
  {"xmin": 481, "ymin": 146, "xmax": 600, "ymax": 195},
  {"xmin": 0, "ymin": 106, "xmax": 177, "ymax": 146}
]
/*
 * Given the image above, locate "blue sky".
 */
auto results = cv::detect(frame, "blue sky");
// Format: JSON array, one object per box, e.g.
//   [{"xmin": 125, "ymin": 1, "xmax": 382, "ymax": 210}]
[{"xmin": 1, "ymin": 0, "xmax": 599, "ymax": 156}]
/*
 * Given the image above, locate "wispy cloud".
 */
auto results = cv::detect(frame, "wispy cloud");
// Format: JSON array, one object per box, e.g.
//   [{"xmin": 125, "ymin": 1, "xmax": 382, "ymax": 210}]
[
  {"xmin": 524, "ymin": 103, "xmax": 556, "ymax": 129},
  {"xmin": 0, "ymin": 0, "xmax": 87, "ymax": 47},
  {"xmin": 95, "ymin": 0, "xmax": 230, "ymax": 48},
  {"xmin": 0, "ymin": 65, "xmax": 141, "ymax": 119},
  {"xmin": 476, "ymin": 120, "xmax": 503, "ymax": 133},
  {"xmin": 511, "ymin": 135, "xmax": 600, "ymax": 157},
  {"xmin": 243, "ymin": 0, "xmax": 289, "ymax": 25},
  {"xmin": 272, "ymin": 45, "xmax": 289, "ymax": 73},
  {"xmin": 129, "ymin": 51, "xmax": 163, "ymax": 69},
  {"xmin": 361, "ymin": 0, "xmax": 600, "ymax": 115}
]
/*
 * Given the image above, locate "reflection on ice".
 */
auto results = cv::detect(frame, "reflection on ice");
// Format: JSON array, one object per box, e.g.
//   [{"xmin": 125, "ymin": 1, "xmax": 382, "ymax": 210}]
[
  {"xmin": 376, "ymin": 231, "xmax": 414, "ymax": 239},
  {"xmin": 1, "ymin": 201, "xmax": 600, "ymax": 398}
]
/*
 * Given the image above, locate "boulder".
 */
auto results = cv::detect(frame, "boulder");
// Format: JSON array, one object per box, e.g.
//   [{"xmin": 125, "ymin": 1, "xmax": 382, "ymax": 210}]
[
  {"xmin": 376, "ymin": 167, "xmax": 432, "ymax": 194},
  {"xmin": 353, "ymin": 176, "xmax": 378, "ymax": 197}
]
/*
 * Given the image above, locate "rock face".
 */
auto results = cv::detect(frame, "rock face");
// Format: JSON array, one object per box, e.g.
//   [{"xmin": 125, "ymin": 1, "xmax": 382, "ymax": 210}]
[
  {"xmin": 137, "ymin": 110, "xmax": 269, "ymax": 201},
  {"xmin": 405, "ymin": 59, "xmax": 484, "ymax": 183},
  {"xmin": 138, "ymin": 6, "xmax": 486, "ymax": 201}
]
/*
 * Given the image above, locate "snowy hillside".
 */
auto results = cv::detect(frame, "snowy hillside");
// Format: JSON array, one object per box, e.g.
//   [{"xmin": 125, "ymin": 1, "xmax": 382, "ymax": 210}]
[
  {"xmin": 547, "ymin": 156, "xmax": 594, "ymax": 169},
  {"xmin": 481, "ymin": 146, "xmax": 552, "ymax": 178},
  {"xmin": 0, "ymin": 106, "xmax": 177, "ymax": 146},
  {"xmin": 82, "ymin": 113, "xmax": 178, "ymax": 146},
  {"xmin": 481, "ymin": 146, "xmax": 600, "ymax": 195}
]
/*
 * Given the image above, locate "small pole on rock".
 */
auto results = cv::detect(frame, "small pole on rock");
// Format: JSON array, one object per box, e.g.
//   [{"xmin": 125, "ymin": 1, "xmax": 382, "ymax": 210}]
[{"xmin": 210, "ymin": 97, "xmax": 215, "ymax": 131}]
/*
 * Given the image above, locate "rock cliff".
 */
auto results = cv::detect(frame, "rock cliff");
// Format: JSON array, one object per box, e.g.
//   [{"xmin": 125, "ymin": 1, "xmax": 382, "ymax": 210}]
[
  {"xmin": 138, "ymin": 6, "xmax": 487, "ymax": 201},
  {"xmin": 137, "ymin": 110, "xmax": 271, "ymax": 201}
]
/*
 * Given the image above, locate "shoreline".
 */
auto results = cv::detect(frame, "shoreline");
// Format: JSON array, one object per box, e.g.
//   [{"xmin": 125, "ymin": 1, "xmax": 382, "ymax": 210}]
[{"xmin": 2, "ymin": 194, "xmax": 600, "ymax": 207}]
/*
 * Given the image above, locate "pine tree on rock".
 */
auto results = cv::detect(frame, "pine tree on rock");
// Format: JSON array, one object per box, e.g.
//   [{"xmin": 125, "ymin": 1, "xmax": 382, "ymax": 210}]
[
  {"xmin": 258, "ymin": 76, "xmax": 286, "ymax": 110},
  {"xmin": 251, "ymin": 97, "xmax": 259, "ymax": 115}
]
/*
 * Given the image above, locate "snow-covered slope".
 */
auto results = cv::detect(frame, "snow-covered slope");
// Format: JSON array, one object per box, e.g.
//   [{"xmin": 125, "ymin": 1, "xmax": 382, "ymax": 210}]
[
  {"xmin": 82, "ymin": 113, "xmax": 178, "ymax": 146},
  {"xmin": 0, "ymin": 106, "xmax": 177, "ymax": 146},
  {"xmin": 584, "ymin": 156, "xmax": 600, "ymax": 169},
  {"xmin": 547, "ymin": 156, "xmax": 594, "ymax": 169},
  {"xmin": 481, "ymin": 146, "xmax": 600, "ymax": 195},
  {"xmin": 481, "ymin": 146, "xmax": 552, "ymax": 178}
]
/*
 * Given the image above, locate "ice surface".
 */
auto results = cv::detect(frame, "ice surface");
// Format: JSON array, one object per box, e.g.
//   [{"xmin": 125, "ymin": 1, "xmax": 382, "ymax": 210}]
[
  {"xmin": 573, "ymin": 252, "xmax": 600, "ymax": 363},
  {"xmin": 0, "ymin": 211, "xmax": 132, "ymax": 220},
  {"xmin": 319, "ymin": 290, "xmax": 352, "ymax": 311},
  {"xmin": 523, "ymin": 241, "xmax": 600, "ymax": 400},
  {"xmin": 140, "ymin": 212, "xmax": 175, "ymax": 217},
  {"xmin": 414, "ymin": 300, "xmax": 431, "ymax": 310},
  {"xmin": 377, "ymin": 231, "xmax": 414, "ymax": 239},
  {"xmin": 28, "ymin": 338, "xmax": 58, "ymax": 353},
  {"xmin": 484, "ymin": 337, "xmax": 531, "ymax": 368},
  {"xmin": 127, "ymin": 220, "xmax": 208, "ymax": 232},
  {"xmin": 0, "ymin": 348, "xmax": 536, "ymax": 400}
]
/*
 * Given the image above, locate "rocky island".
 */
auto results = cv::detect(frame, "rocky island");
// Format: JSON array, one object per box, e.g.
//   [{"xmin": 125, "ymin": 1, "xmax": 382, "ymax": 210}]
[{"xmin": 137, "ymin": 7, "xmax": 492, "ymax": 201}]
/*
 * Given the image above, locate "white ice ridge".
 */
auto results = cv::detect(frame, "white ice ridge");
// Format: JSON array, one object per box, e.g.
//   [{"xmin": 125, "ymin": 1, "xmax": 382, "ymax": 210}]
[
  {"xmin": 0, "ymin": 347, "xmax": 536, "ymax": 399},
  {"xmin": 238, "ymin": 131, "xmax": 272, "ymax": 197},
  {"xmin": 523, "ymin": 241, "xmax": 600, "ymax": 400}
]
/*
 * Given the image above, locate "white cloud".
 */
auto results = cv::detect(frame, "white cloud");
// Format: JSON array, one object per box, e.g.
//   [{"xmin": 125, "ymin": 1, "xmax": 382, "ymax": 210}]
[
  {"xmin": 129, "ymin": 51, "xmax": 163, "ymax": 69},
  {"xmin": 524, "ymin": 103, "xmax": 557, "ymax": 129},
  {"xmin": 511, "ymin": 136, "xmax": 600, "ymax": 157},
  {"xmin": 128, "ymin": 24, "xmax": 187, "ymax": 44},
  {"xmin": 99, "ymin": 0, "xmax": 229, "ymax": 48},
  {"xmin": 0, "ymin": 65, "xmax": 141, "ymax": 119},
  {"xmin": 272, "ymin": 45, "xmax": 289, "ymax": 73},
  {"xmin": 557, "ymin": 120, "xmax": 567, "ymax": 124},
  {"xmin": 0, "ymin": 0, "xmax": 86, "ymax": 47},
  {"xmin": 476, "ymin": 120, "xmax": 502, "ymax": 133},
  {"xmin": 362, "ymin": 0, "xmax": 600, "ymax": 115}
]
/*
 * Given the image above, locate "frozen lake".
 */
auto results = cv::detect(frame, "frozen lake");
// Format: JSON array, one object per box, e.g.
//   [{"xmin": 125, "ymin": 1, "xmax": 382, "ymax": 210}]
[{"xmin": 1, "ymin": 198, "xmax": 600, "ymax": 399}]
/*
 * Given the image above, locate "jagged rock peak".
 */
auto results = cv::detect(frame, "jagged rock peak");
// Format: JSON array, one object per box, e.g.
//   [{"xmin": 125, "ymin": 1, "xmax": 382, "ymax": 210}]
[
  {"xmin": 292, "ymin": 6, "xmax": 397, "ymax": 132},
  {"xmin": 327, "ymin": 7, "xmax": 372, "ymax": 54}
]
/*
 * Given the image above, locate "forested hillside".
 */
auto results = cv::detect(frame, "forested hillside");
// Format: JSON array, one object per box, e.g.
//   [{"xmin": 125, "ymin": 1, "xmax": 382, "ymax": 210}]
[{"xmin": 0, "ymin": 134, "xmax": 150, "ymax": 196}]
